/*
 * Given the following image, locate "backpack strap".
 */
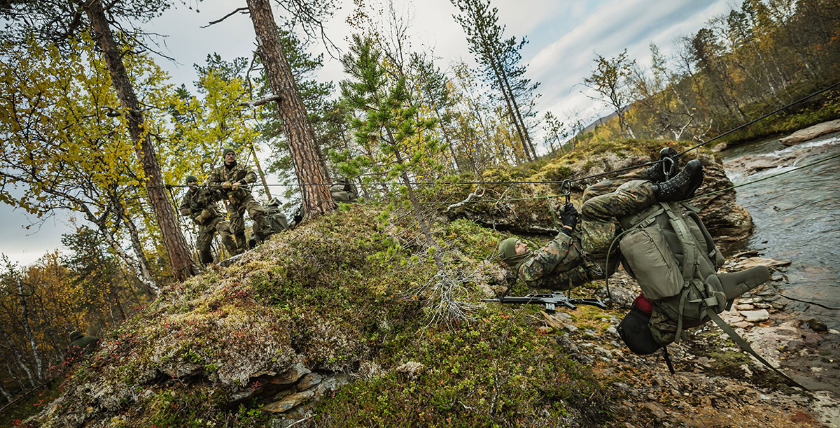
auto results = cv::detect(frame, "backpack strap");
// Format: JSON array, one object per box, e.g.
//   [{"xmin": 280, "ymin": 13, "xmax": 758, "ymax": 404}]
[
  {"xmin": 662, "ymin": 203, "xmax": 697, "ymax": 282},
  {"xmin": 705, "ymin": 308, "xmax": 806, "ymax": 389}
]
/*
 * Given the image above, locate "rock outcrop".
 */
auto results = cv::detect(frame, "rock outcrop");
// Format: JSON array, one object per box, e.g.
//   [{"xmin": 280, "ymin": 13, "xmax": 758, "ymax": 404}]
[{"xmin": 780, "ymin": 119, "xmax": 840, "ymax": 146}]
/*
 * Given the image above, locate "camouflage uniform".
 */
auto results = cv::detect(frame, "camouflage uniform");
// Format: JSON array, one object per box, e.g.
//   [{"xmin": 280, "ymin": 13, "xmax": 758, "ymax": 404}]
[
  {"xmin": 208, "ymin": 162, "xmax": 268, "ymax": 250},
  {"xmin": 329, "ymin": 178, "xmax": 359, "ymax": 203},
  {"xmin": 263, "ymin": 198, "xmax": 289, "ymax": 235},
  {"xmin": 180, "ymin": 185, "xmax": 239, "ymax": 265},
  {"xmin": 517, "ymin": 176, "xmax": 655, "ymax": 290}
]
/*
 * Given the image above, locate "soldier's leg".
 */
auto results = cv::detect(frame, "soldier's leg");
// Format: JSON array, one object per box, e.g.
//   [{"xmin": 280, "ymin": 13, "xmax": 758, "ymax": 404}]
[
  {"xmin": 210, "ymin": 217, "xmax": 239, "ymax": 257},
  {"xmin": 582, "ymin": 169, "xmax": 650, "ymax": 203},
  {"xmin": 243, "ymin": 196, "xmax": 269, "ymax": 242},
  {"xmin": 580, "ymin": 180, "xmax": 656, "ymax": 256},
  {"xmin": 228, "ymin": 203, "xmax": 247, "ymax": 251},
  {"xmin": 196, "ymin": 225, "xmax": 214, "ymax": 265}
]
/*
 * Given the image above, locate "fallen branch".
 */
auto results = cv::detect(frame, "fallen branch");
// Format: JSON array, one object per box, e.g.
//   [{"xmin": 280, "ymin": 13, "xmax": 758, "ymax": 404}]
[{"xmin": 446, "ymin": 185, "xmax": 484, "ymax": 212}]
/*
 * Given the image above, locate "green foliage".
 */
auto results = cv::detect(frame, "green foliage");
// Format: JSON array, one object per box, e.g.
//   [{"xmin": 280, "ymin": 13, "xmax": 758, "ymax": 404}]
[{"xmin": 314, "ymin": 311, "xmax": 610, "ymax": 426}]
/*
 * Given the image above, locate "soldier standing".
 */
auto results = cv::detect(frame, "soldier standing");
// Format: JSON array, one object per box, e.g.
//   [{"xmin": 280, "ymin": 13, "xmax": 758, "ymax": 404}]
[
  {"xmin": 179, "ymin": 175, "xmax": 239, "ymax": 265},
  {"xmin": 207, "ymin": 147, "xmax": 270, "ymax": 251}
]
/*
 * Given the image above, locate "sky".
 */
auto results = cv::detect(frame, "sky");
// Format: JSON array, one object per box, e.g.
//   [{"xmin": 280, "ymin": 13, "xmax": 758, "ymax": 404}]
[{"xmin": 0, "ymin": 0, "xmax": 734, "ymax": 267}]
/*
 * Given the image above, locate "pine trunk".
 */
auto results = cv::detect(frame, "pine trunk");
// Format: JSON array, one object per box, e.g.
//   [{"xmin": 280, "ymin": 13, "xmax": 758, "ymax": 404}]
[
  {"xmin": 246, "ymin": 0, "xmax": 334, "ymax": 218},
  {"xmin": 85, "ymin": 0, "xmax": 196, "ymax": 282}
]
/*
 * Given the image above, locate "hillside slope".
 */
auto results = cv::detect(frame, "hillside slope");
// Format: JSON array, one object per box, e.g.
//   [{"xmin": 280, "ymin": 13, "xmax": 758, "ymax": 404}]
[{"xmin": 27, "ymin": 143, "xmax": 840, "ymax": 427}]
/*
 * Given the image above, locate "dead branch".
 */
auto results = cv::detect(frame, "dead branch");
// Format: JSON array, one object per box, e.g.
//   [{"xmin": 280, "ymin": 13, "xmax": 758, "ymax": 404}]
[{"xmin": 202, "ymin": 7, "xmax": 249, "ymax": 28}]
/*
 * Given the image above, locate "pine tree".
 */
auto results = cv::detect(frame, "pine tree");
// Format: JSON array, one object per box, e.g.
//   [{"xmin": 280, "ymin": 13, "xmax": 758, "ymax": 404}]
[{"xmin": 339, "ymin": 35, "xmax": 470, "ymax": 323}]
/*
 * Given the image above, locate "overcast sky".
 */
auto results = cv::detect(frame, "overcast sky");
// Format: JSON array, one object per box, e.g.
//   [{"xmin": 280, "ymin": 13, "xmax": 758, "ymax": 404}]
[{"xmin": 1, "ymin": 0, "xmax": 734, "ymax": 267}]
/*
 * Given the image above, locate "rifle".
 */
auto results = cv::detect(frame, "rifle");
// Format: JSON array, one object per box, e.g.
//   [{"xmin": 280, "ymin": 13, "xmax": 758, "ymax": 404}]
[{"xmin": 481, "ymin": 292, "xmax": 606, "ymax": 313}]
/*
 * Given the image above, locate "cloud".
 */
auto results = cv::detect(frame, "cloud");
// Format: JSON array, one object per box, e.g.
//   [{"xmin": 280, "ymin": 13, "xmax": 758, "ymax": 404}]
[{"xmin": 527, "ymin": 0, "xmax": 731, "ymax": 123}]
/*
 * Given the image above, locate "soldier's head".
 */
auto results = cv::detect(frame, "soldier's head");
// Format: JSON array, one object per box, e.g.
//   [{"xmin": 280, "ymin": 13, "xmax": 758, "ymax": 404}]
[
  {"xmin": 496, "ymin": 237, "xmax": 530, "ymax": 268},
  {"xmin": 186, "ymin": 175, "xmax": 198, "ymax": 191},
  {"xmin": 222, "ymin": 147, "xmax": 236, "ymax": 166}
]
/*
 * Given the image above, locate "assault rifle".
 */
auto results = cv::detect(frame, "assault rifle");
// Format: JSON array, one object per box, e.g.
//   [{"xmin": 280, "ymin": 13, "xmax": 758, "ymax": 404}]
[{"xmin": 481, "ymin": 292, "xmax": 607, "ymax": 313}]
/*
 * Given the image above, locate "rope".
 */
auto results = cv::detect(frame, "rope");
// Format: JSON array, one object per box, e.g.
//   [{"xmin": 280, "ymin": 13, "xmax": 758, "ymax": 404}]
[{"xmin": 677, "ymin": 80, "xmax": 840, "ymax": 156}]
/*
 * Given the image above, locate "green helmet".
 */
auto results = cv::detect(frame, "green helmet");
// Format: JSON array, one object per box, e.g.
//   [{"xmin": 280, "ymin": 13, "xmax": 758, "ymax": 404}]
[
  {"xmin": 69, "ymin": 331, "xmax": 83, "ymax": 341},
  {"xmin": 185, "ymin": 175, "xmax": 198, "ymax": 184},
  {"xmin": 222, "ymin": 147, "xmax": 235, "ymax": 157}
]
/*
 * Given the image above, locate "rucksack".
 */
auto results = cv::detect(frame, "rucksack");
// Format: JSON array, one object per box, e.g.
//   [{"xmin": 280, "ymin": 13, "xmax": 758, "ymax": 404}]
[
  {"xmin": 618, "ymin": 200, "xmax": 729, "ymax": 345},
  {"xmin": 614, "ymin": 199, "xmax": 801, "ymax": 387}
]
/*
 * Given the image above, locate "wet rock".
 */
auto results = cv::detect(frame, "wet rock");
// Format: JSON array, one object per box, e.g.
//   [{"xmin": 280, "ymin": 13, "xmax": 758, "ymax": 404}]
[
  {"xmin": 806, "ymin": 318, "xmax": 829, "ymax": 333},
  {"xmin": 780, "ymin": 119, "xmax": 840, "ymax": 146},
  {"xmin": 271, "ymin": 363, "xmax": 310, "ymax": 386},
  {"xmin": 643, "ymin": 402, "xmax": 668, "ymax": 418},
  {"xmin": 741, "ymin": 309, "xmax": 770, "ymax": 322},
  {"xmin": 296, "ymin": 373, "xmax": 322, "ymax": 391}
]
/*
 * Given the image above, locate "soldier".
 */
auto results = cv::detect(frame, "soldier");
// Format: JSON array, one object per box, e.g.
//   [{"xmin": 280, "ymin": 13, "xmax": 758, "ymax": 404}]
[
  {"xmin": 179, "ymin": 175, "xmax": 239, "ymax": 265},
  {"xmin": 329, "ymin": 177, "xmax": 359, "ymax": 203},
  {"xmin": 207, "ymin": 147, "xmax": 270, "ymax": 251},
  {"xmin": 263, "ymin": 198, "xmax": 290, "ymax": 235},
  {"xmin": 496, "ymin": 150, "xmax": 702, "ymax": 291}
]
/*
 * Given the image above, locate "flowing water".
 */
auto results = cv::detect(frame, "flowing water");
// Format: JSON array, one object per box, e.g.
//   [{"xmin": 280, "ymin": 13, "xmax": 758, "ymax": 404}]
[{"xmin": 722, "ymin": 132, "xmax": 840, "ymax": 329}]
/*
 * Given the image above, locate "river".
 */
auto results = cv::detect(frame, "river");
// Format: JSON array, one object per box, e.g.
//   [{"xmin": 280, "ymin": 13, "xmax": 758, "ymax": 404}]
[{"xmin": 722, "ymin": 131, "xmax": 840, "ymax": 330}]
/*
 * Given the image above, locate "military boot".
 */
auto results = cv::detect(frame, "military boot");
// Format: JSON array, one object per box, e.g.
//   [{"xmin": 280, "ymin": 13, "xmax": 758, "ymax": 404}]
[
  {"xmin": 651, "ymin": 159, "xmax": 703, "ymax": 202},
  {"xmin": 646, "ymin": 147, "xmax": 678, "ymax": 183}
]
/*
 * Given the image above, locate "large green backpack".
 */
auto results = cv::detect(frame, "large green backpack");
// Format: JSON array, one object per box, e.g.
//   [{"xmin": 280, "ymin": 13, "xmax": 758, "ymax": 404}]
[
  {"xmin": 618, "ymin": 201, "xmax": 729, "ymax": 345},
  {"xmin": 615, "ymin": 200, "xmax": 803, "ymax": 387}
]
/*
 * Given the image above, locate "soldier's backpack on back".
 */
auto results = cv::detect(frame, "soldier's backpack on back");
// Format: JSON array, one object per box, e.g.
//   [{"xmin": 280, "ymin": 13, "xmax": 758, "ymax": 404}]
[
  {"xmin": 614, "ymin": 198, "xmax": 802, "ymax": 387},
  {"xmin": 617, "ymin": 199, "xmax": 769, "ymax": 346}
]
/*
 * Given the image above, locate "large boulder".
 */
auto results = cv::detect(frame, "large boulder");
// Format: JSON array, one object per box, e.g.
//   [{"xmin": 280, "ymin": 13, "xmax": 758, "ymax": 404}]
[{"xmin": 780, "ymin": 119, "xmax": 840, "ymax": 146}]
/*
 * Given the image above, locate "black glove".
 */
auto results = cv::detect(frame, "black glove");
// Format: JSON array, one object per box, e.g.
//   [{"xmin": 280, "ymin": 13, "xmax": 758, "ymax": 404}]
[{"xmin": 560, "ymin": 203, "xmax": 578, "ymax": 235}]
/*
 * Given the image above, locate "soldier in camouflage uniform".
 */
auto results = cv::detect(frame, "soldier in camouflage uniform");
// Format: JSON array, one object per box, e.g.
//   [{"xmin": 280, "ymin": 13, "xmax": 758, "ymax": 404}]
[
  {"xmin": 207, "ymin": 147, "xmax": 270, "ymax": 251},
  {"xmin": 179, "ymin": 175, "xmax": 239, "ymax": 265},
  {"xmin": 329, "ymin": 177, "xmax": 359, "ymax": 203},
  {"xmin": 497, "ymin": 149, "xmax": 703, "ymax": 291},
  {"xmin": 263, "ymin": 198, "xmax": 289, "ymax": 235}
]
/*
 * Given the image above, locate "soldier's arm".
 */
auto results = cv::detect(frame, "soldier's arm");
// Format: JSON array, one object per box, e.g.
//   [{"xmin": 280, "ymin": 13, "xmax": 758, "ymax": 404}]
[
  {"xmin": 179, "ymin": 197, "xmax": 192, "ymax": 217},
  {"xmin": 518, "ymin": 235, "xmax": 579, "ymax": 284},
  {"xmin": 240, "ymin": 167, "xmax": 257, "ymax": 184},
  {"xmin": 207, "ymin": 170, "xmax": 223, "ymax": 187}
]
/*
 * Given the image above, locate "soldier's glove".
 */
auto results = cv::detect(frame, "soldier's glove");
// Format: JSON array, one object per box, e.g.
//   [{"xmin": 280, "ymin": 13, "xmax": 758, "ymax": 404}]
[
  {"xmin": 231, "ymin": 182, "xmax": 240, "ymax": 191},
  {"xmin": 221, "ymin": 181, "xmax": 232, "ymax": 189},
  {"xmin": 560, "ymin": 203, "xmax": 578, "ymax": 236}
]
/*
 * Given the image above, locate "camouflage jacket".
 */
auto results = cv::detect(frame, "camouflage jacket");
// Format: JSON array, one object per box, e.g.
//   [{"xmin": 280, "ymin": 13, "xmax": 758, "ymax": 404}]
[
  {"xmin": 179, "ymin": 187, "xmax": 223, "ymax": 225},
  {"xmin": 517, "ymin": 233, "xmax": 594, "ymax": 291},
  {"xmin": 207, "ymin": 162, "xmax": 257, "ymax": 203}
]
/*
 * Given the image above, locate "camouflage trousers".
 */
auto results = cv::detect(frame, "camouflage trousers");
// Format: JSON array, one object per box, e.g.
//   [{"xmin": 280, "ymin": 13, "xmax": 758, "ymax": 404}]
[
  {"xmin": 228, "ymin": 194, "xmax": 268, "ymax": 250},
  {"xmin": 580, "ymin": 179, "xmax": 656, "ymax": 259},
  {"xmin": 197, "ymin": 216, "xmax": 238, "ymax": 265}
]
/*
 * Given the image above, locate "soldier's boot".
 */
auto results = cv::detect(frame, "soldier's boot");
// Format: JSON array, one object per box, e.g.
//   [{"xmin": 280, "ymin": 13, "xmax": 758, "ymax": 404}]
[
  {"xmin": 234, "ymin": 232, "xmax": 248, "ymax": 253},
  {"xmin": 651, "ymin": 159, "xmax": 703, "ymax": 202},
  {"xmin": 646, "ymin": 147, "xmax": 678, "ymax": 183}
]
